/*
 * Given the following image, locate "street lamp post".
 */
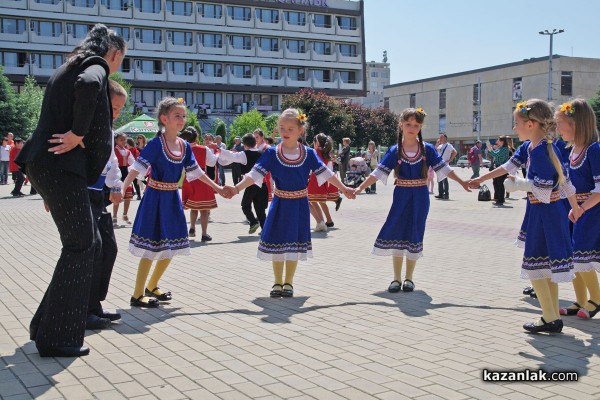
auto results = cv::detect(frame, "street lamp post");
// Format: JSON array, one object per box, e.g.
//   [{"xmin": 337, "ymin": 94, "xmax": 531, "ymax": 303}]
[{"xmin": 538, "ymin": 29, "xmax": 564, "ymax": 102}]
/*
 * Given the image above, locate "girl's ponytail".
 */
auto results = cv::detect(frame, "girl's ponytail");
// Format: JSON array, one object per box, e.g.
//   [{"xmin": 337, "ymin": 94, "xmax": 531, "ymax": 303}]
[{"xmin": 417, "ymin": 131, "xmax": 427, "ymax": 179}]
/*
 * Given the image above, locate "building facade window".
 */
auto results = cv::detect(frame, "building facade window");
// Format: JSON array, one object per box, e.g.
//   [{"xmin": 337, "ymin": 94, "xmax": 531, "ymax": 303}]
[
  {"xmin": 313, "ymin": 69, "xmax": 331, "ymax": 82},
  {"xmin": 561, "ymin": 71, "xmax": 572, "ymax": 96},
  {"xmin": 256, "ymin": 94, "xmax": 278, "ymax": 110},
  {"xmin": 169, "ymin": 31, "xmax": 193, "ymax": 46},
  {"xmin": 340, "ymin": 71, "xmax": 357, "ymax": 84},
  {"xmin": 409, "ymin": 93, "xmax": 416, "ymax": 108},
  {"xmin": 384, "ymin": 97, "xmax": 389, "ymax": 110},
  {"xmin": 0, "ymin": 18, "xmax": 26, "ymax": 34},
  {"xmin": 197, "ymin": 92, "xmax": 222, "ymax": 109},
  {"xmin": 229, "ymin": 35, "xmax": 251, "ymax": 50},
  {"xmin": 231, "ymin": 64, "xmax": 252, "ymax": 78},
  {"xmin": 313, "ymin": 14, "xmax": 332, "ymax": 28},
  {"xmin": 439, "ymin": 114, "xmax": 446, "ymax": 133},
  {"xmin": 336, "ymin": 16, "xmax": 357, "ymax": 30},
  {"xmin": 200, "ymin": 33, "xmax": 222, "ymax": 48},
  {"xmin": 259, "ymin": 66, "xmax": 279, "ymax": 80},
  {"xmin": 32, "ymin": 53, "xmax": 63, "ymax": 69},
  {"xmin": 0, "ymin": 51, "xmax": 27, "ymax": 67},
  {"xmin": 135, "ymin": 89, "xmax": 162, "ymax": 107},
  {"xmin": 286, "ymin": 39, "xmax": 305, "ymax": 53},
  {"xmin": 70, "ymin": 0, "xmax": 96, "ymax": 7},
  {"xmin": 134, "ymin": 0, "xmax": 161, "ymax": 13},
  {"xmin": 166, "ymin": 0, "xmax": 192, "ymax": 16},
  {"xmin": 439, "ymin": 89, "xmax": 446, "ymax": 110},
  {"xmin": 31, "ymin": 21, "xmax": 63, "ymax": 37},
  {"xmin": 283, "ymin": 11, "xmax": 306, "ymax": 26},
  {"xmin": 200, "ymin": 4, "xmax": 222, "ymax": 18},
  {"xmin": 110, "ymin": 26, "xmax": 130, "ymax": 41},
  {"xmin": 34, "ymin": 0, "xmax": 60, "ymax": 4},
  {"xmin": 135, "ymin": 28, "xmax": 162, "ymax": 44},
  {"xmin": 312, "ymin": 41, "xmax": 331, "ymax": 55},
  {"xmin": 226, "ymin": 93, "xmax": 251, "ymax": 110},
  {"xmin": 139, "ymin": 59, "xmax": 162, "ymax": 74},
  {"xmin": 227, "ymin": 6, "xmax": 251, "ymax": 21},
  {"xmin": 201, "ymin": 63, "xmax": 223, "ymax": 77},
  {"xmin": 101, "ymin": 0, "xmax": 129, "ymax": 11},
  {"xmin": 119, "ymin": 57, "xmax": 131, "ymax": 72},
  {"xmin": 258, "ymin": 37, "xmax": 278, "ymax": 52},
  {"xmin": 339, "ymin": 44, "xmax": 357, "ymax": 57},
  {"xmin": 167, "ymin": 61, "xmax": 194, "ymax": 75},
  {"xmin": 67, "ymin": 23, "xmax": 91, "ymax": 38},
  {"xmin": 370, "ymin": 71, "xmax": 379, "ymax": 78},
  {"xmin": 167, "ymin": 91, "xmax": 193, "ymax": 105},
  {"xmin": 288, "ymin": 68, "xmax": 306, "ymax": 81},
  {"xmin": 256, "ymin": 9, "xmax": 279, "ymax": 23}
]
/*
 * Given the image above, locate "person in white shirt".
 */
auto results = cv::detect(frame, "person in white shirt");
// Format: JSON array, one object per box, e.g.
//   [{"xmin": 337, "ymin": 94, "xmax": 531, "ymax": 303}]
[
  {"xmin": 435, "ymin": 133, "xmax": 457, "ymax": 199},
  {"xmin": 0, "ymin": 137, "xmax": 10, "ymax": 185},
  {"xmin": 215, "ymin": 135, "xmax": 227, "ymax": 185}
]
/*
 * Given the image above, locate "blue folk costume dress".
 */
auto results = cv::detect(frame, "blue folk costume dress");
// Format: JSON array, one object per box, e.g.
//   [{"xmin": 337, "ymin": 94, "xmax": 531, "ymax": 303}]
[
  {"xmin": 370, "ymin": 142, "xmax": 451, "ymax": 259},
  {"xmin": 128, "ymin": 135, "xmax": 204, "ymax": 260},
  {"xmin": 247, "ymin": 144, "xmax": 332, "ymax": 261},
  {"xmin": 502, "ymin": 139, "xmax": 576, "ymax": 282},
  {"xmin": 569, "ymin": 142, "xmax": 600, "ymax": 271}
]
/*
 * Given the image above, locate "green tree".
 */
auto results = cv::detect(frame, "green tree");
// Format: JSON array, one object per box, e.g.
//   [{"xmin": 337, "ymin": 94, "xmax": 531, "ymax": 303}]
[
  {"xmin": 184, "ymin": 112, "xmax": 202, "ymax": 137},
  {"xmin": 264, "ymin": 113, "xmax": 279, "ymax": 137},
  {"xmin": 0, "ymin": 66, "xmax": 28, "ymax": 137},
  {"xmin": 109, "ymin": 72, "xmax": 138, "ymax": 129},
  {"xmin": 230, "ymin": 109, "xmax": 266, "ymax": 140},
  {"xmin": 211, "ymin": 117, "xmax": 225, "ymax": 133},
  {"xmin": 282, "ymin": 89, "xmax": 354, "ymax": 145},
  {"xmin": 17, "ymin": 76, "xmax": 44, "ymax": 139},
  {"xmin": 590, "ymin": 85, "xmax": 600, "ymax": 129}
]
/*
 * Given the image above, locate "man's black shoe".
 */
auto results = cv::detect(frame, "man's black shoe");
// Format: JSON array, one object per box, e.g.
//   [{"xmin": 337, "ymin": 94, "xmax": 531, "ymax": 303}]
[
  {"xmin": 37, "ymin": 345, "xmax": 90, "ymax": 357},
  {"xmin": 85, "ymin": 314, "xmax": 111, "ymax": 330}
]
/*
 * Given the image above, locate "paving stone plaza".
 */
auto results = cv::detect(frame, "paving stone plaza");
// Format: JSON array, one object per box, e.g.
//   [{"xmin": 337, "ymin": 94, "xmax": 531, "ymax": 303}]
[{"xmin": 1, "ymin": 168, "xmax": 599, "ymax": 399}]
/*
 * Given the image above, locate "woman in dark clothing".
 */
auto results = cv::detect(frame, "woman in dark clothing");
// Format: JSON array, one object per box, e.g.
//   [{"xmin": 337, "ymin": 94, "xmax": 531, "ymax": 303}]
[
  {"xmin": 16, "ymin": 24, "xmax": 126, "ymax": 357},
  {"xmin": 486, "ymin": 136, "xmax": 511, "ymax": 206}
]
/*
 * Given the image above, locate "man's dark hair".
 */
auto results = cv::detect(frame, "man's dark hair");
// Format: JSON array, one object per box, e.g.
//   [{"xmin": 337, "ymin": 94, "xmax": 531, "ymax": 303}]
[{"xmin": 242, "ymin": 133, "xmax": 256, "ymax": 148}]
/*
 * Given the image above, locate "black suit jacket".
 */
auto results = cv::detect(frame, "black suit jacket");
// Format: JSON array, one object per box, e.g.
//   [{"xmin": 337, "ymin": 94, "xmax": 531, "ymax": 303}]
[{"xmin": 17, "ymin": 56, "xmax": 113, "ymax": 185}]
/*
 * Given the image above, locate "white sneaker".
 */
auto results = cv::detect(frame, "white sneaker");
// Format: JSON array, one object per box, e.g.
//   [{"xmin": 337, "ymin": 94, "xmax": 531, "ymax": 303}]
[{"xmin": 315, "ymin": 221, "xmax": 328, "ymax": 232}]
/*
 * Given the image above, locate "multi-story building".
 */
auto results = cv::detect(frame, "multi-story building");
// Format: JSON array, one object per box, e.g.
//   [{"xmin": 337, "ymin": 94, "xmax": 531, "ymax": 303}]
[
  {"xmin": 0, "ymin": 0, "xmax": 366, "ymax": 121},
  {"xmin": 384, "ymin": 55, "xmax": 600, "ymax": 153},
  {"xmin": 348, "ymin": 59, "xmax": 389, "ymax": 108}
]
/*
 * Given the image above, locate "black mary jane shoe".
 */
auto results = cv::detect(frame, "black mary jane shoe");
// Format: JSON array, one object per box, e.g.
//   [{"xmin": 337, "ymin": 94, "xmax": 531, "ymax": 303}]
[
  {"xmin": 201, "ymin": 234, "xmax": 212, "ymax": 242},
  {"xmin": 576, "ymin": 300, "xmax": 600, "ymax": 319},
  {"xmin": 282, "ymin": 283, "xmax": 294, "ymax": 298},
  {"xmin": 37, "ymin": 345, "xmax": 90, "ymax": 358},
  {"xmin": 325, "ymin": 222, "xmax": 334, "ymax": 228},
  {"xmin": 130, "ymin": 295, "xmax": 160, "ymax": 308},
  {"xmin": 402, "ymin": 279, "xmax": 415, "ymax": 292},
  {"xmin": 145, "ymin": 287, "xmax": 172, "ymax": 301},
  {"xmin": 522, "ymin": 285, "xmax": 534, "ymax": 295},
  {"xmin": 523, "ymin": 317, "xmax": 563, "ymax": 333},
  {"xmin": 388, "ymin": 280, "xmax": 402, "ymax": 293},
  {"xmin": 559, "ymin": 302, "xmax": 582, "ymax": 316},
  {"xmin": 270, "ymin": 284, "xmax": 283, "ymax": 298}
]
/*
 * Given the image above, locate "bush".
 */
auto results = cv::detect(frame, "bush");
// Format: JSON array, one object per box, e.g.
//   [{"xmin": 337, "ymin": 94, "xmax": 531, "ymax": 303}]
[{"xmin": 230, "ymin": 109, "xmax": 266, "ymax": 139}]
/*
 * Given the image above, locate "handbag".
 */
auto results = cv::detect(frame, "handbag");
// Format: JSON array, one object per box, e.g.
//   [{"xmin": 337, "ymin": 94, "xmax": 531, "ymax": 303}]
[{"xmin": 478, "ymin": 184, "xmax": 491, "ymax": 201}]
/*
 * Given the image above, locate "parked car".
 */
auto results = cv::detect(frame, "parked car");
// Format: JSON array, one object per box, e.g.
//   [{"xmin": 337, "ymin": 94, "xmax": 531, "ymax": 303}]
[{"xmin": 455, "ymin": 155, "xmax": 491, "ymax": 168}]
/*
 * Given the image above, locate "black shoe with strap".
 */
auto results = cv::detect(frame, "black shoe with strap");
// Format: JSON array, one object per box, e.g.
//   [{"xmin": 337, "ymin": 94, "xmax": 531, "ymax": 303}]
[
  {"xmin": 388, "ymin": 280, "xmax": 401, "ymax": 293},
  {"xmin": 402, "ymin": 279, "xmax": 415, "ymax": 292},
  {"xmin": 523, "ymin": 317, "xmax": 563, "ymax": 333},
  {"xmin": 282, "ymin": 283, "xmax": 294, "ymax": 297},
  {"xmin": 577, "ymin": 300, "xmax": 600, "ymax": 319},
  {"xmin": 270, "ymin": 284, "xmax": 283, "ymax": 298},
  {"xmin": 130, "ymin": 295, "xmax": 159, "ymax": 308},
  {"xmin": 559, "ymin": 302, "xmax": 581, "ymax": 316},
  {"xmin": 145, "ymin": 287, "xmax": 172, "ymax": 301}
]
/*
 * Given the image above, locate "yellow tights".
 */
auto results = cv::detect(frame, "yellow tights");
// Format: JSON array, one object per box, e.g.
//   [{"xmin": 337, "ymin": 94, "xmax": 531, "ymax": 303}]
[
  {"xmin": 571, "ymin": 271, "xmax": 600, "ymax": 312},
  {"xmin": 133, "ymin": 258, "xmax": 172, "ymax": 300},
  {"xmin": 530, "ymin": 278, "xmax": 560, "ymax": 324},
  {"xmin": 273, "ymin": 261, "xmax": 298, "ymax": 286},
  {"xmin": 393, "ymin": 256, "xmax": 417, "ymax": 281}
]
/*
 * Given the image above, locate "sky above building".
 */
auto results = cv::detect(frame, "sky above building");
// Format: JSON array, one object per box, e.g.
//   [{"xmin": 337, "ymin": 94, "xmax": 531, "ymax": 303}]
[{"xmin": 364, "ymin": 0, "xmax": 599, "ymax": 84}]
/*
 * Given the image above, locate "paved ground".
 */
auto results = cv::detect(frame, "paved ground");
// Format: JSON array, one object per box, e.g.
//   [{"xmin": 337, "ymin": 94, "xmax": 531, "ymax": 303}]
[{"xmin": 1, "ymin": 168, "xmax": 599, "ymax": 400}]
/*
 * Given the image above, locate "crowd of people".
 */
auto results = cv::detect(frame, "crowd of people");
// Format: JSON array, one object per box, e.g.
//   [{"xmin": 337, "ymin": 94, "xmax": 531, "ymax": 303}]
[{"xmin": 6, "ymin": 24, "xmax": 599, "ymax": 359}]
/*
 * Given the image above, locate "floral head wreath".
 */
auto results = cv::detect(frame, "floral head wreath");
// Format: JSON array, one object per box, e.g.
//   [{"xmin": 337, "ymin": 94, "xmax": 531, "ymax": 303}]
[
  {"xmin": 515, "ymin": 101, "xmax": 530, "ymax": 116},
  {"xmin": 415, "ymin": 107, "xmax": 427, "ymax": 117},
  {"xmin": 297, "ymin": 110, "xmax": 308, "ymax": 125},
  {"xmin": 559, "ymin": 102, "xmax": 575, "ymax": 117}
]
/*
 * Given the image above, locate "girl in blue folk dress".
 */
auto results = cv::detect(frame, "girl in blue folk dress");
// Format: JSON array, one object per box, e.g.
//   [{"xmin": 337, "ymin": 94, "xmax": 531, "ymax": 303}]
[
  {"xmin": 555, "ymin": 99, "xmax": 600, "ymax": 319},
  {"xmin": 356, "ymin": 108, "xmax": 471, "ymax": 293},
  {"xmin": 121, "ymin": 98, "xmax": 226, "ymax": 307},
  {"xmin": 471, "ymin": 99, "xmax": 581, "ymax": 333},
  {"xmin": 226, "ymin": 109, "xmax": 354, "ymax": 298}
]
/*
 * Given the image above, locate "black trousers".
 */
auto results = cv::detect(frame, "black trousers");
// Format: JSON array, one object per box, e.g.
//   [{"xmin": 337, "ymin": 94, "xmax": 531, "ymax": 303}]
[
  {"xmin": 11, "ymin": 171, "xmax": 25, "ymax": 194},
  {"xmin": 438, "ymin": 178, "xmax": 449, "ymax": 197},
  {"xmin": 493, "ymin": 173, "xmax": 508, "ymax": 203},
  {"xmin": 27, "ymin": 163, "xmax": 99, "ymax": 348},
  {"xmin": 241, "ymin": 184, "xmax": 268, "ymax": 227},
  {"xmin": 87, "ymin": 190, "xmax": 118, "ymax": 316},
  {"xmin": 231, "ymin": 163, "xmax": 242, "ymax": 185}
]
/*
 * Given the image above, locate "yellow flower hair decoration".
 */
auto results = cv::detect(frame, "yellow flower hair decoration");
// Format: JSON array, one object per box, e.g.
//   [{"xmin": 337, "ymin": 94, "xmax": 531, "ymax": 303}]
[
  {"xmin": 415, "ymin": 107, "xmax": 427, "ymax": 117},
  {"xmin": 560, "ymin": 102, "xmax": 575, "ymax": 117},
  {"xmin": 177, "ymin": 97, "xmax": 185, "ymax": 104},
  {"xmin": 297, "ymin": 113, "xmax": 308, "ymax": 125},
  {"xmin": 515, "ymin": 101, "xmax": 530, "ymax": 115}
]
